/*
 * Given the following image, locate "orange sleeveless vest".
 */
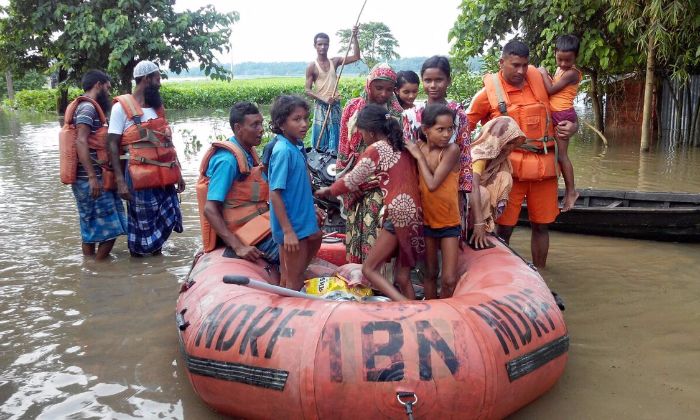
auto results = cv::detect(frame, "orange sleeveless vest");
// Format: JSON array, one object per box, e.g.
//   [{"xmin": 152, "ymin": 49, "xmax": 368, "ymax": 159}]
[
  {"xmin": 418, "ymin": 146, "xmax": 461, "ymax": 229},
  {"xmin": 59, "ymin": 96, "xmax": 111, "ymax": 186},
  {"xmin": 112, "ymin": 94, "xmax": 181, "ymax": 190},
  {"xmin": 550, "ymin": 67, "xmax": 582, "ymax": 111},
  {"xmin": 196, "ymin": 140, "xmax": 271, "ymax": 252},
  {"xmin": 483, "ymin": 66, "xmax": 558, "ymax": 181}
]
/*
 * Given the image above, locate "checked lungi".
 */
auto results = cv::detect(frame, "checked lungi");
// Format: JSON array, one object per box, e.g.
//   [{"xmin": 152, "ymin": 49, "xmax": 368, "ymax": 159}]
[{"xmin": 311, "ymin": 100, "xmax": 341, "ymax": 152}]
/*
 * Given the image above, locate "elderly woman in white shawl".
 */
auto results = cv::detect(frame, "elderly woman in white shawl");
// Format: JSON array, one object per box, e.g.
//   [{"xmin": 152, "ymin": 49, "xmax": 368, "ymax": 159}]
[{"xmin": 469, "ymin": 116, "xmax": 525, "ymax": 249}]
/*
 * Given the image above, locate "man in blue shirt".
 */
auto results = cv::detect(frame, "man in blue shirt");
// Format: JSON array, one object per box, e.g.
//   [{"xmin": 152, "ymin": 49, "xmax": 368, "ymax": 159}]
[{"xmin": 202, "ymin": 102, "xmax": 279, "ymax": 265}]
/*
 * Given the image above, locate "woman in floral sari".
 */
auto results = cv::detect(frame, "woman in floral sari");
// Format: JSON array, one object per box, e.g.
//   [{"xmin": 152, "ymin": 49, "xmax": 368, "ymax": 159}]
[
  {"xmin": 317, "ymin": 104, "xmax": 423, "ymax": 301},
  {"xmin": 337, "ymin": 63, "xmax": 404, "ymax": 264},
  {"xmin": 469, "ymin": 116, "xmax": 525, "ymax": 249}
]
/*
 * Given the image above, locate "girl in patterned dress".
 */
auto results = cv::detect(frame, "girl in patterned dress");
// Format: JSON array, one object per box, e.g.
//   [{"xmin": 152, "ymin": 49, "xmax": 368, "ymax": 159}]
[
  {"xmin": 337, "ymin": 63, "xmax": 404, "ymax": 264},
  {"xmin": 403, "ymin": 56, "xmax": 472, "ymax": 241},
  {"xmin": 316, "ymin": 104, "xmax": 424, "ymax": 301}
]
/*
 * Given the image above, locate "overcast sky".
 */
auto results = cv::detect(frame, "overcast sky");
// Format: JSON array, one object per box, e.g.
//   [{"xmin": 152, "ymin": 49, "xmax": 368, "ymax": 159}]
[{"xmin": 174, "ymin": 0, "xmax": 463, "ymax": 63}]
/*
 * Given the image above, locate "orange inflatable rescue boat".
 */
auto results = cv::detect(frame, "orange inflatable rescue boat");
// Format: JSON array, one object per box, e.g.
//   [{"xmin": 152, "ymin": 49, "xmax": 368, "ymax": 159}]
[{"xmin": 176, "ymin": 237, "xmax": 568, "ymax": 418}]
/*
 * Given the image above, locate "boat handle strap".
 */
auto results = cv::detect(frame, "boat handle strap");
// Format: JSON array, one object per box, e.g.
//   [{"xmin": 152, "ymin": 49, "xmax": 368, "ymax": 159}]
[{"xmin": 397, "ymin": 391, "xmax": 417, "ymax": 420}]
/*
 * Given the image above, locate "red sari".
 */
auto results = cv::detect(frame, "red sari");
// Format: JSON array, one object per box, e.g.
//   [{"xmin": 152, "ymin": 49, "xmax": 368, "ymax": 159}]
[{"xmin": 330, "ymin": 140, "xmax": 424, "ymax": 268}]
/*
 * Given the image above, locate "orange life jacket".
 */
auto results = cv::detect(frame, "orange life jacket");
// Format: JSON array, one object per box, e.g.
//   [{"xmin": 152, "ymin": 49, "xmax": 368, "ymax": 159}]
[
  {"xmin": 483, "ymin": 66, "xmax": 558, "ymax": 181},
  {"xmin": 196, "ymin": 140, "xmax": 271, "ymax": 253},
  {"xmin": 58, "ymin": 96, "xmax": 111, "ymax": 186},
  {"xmin": 112, "ymin": 94, "xmax": 181, "ymax": 190}
]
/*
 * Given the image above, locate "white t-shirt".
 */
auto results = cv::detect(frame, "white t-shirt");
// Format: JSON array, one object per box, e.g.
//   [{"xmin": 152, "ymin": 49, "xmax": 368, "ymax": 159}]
[{"xmin": 108, "ymin": 102, "xmax": 159, "ymax": 134}]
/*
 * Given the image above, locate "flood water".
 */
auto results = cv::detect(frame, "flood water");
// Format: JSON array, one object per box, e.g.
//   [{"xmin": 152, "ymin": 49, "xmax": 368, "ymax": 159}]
[{"xmin": 1, "ymin": 108, "xmax": 699, "ymax": 419}]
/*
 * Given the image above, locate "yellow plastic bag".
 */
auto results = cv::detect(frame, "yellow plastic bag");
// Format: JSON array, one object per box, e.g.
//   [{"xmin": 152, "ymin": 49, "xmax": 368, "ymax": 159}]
[{"xmin": 304, "ymin": 276, "xmax": 373, "ymax": 299}]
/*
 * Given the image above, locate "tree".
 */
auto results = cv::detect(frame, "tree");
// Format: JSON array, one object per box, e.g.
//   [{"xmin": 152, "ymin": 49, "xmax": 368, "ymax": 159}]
[
  {"xmin": 448, "ymin": 0, "xmax": 644, "ymax": 134},
  {"xmin": 0, "ymin": 0, "xmax": 239, "ymax": 112},
  {"xmin": 337, "ymin": 22, "xmax": 400, "ymax": 70},
  {"xmin": 608, "ymin": 0, "xmax": 700, "ymax": 151},
  {"xmin": 0, "ymin": 2, "xmax": 54, "ymax": 100}
]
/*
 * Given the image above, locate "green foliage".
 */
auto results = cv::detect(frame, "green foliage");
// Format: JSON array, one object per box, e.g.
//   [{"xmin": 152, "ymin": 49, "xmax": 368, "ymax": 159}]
[
  {"xmin": 608, "ymin": 0, "xmax": 700, "ymax": 81},
  {"xmin": 8, "ymin": 88, "xmax": 81, "ymax": 112},
  {"xmin": 0, "ymin": 0, "xmax": 239, "ymax": 96},
  {"xmin": 0, "ymin": 71, "xmax": 47, "ymax": 98},
  {"xmin": 447, "ymin": 0, "xmax": 651, "ymax": 132},
  {"xmin": 0, "ymin": 2, "xmax": 52, "ymax": 78},
  {"xmin": 161, "ymin": 78, "xmax": 364, "ymax": 110},
  {"xmin": 449, "ymin": 0, "xmax": 700, "ymax": 81},
  {"xmin": 448, "ymin": 0, "xmax": 643, "ymax": 78},
  {"xmin": 337, "ymin": 22, "xmax": 400, "ymax": 70},
  {"xmin": 448, "ymin": 73, "xmax": 483, "ymax": 105},
  {"xmin": 9, "ymin": 78, "xmax": 366, "ymax": 113}
]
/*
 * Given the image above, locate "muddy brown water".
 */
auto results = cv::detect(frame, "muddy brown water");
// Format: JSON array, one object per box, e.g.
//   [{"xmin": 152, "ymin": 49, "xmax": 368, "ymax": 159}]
[{"xmin": 1, "ymin": 108, "xmax": 699, "ymax": 419}]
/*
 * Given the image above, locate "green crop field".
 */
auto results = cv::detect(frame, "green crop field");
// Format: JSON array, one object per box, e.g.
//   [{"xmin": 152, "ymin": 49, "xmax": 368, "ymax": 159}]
[
  {"xmin": 5, "ymin": 77, "xmax": 366, "ymax": 113},
  {"xmin": 4, "ymin": 73, "xmax": 481, "ymax": 114}
]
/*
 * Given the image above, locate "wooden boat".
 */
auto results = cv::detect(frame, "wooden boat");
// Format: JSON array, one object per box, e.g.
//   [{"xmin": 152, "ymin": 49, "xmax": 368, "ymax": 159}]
[
  {"xmin": 176, "ymin": 236, "xmax": 568, "ymax": 419},
  {"xmin": 519, "ymin": 188, "xmax": 700, "ymax": 242}
]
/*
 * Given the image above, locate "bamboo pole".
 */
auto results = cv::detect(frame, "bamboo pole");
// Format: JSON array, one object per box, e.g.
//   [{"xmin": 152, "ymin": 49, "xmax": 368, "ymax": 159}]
[
  {"xmin": 583, "ymin": 121, "xmax": 608, "ymax": 147},
  {"xmin": 314, "ymin": 0, "xmax": 369, "ymax": 150},
  {"xmin": 640, "ymin": 36, "xmax": 655, "ymax": 152}
]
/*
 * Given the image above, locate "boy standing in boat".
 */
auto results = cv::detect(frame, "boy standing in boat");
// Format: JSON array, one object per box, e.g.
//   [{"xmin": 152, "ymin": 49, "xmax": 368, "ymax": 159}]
[
  {"xmin": 197, "ymin": 102, "xmax": 279, "ymax": 267},
  {"xmin": 305, "ymin": 26, "xmax": 361, "ymax": 151},
  {"xmin": 467, "ymin": 41, "xmax": 578, "ymax": 269}
]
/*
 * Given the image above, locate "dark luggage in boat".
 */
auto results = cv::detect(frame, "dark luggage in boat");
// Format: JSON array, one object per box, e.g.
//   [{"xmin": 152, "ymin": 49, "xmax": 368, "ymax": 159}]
[{"xmin": 518, "ymin": 189, "xmax": 700, "ymax": 242}]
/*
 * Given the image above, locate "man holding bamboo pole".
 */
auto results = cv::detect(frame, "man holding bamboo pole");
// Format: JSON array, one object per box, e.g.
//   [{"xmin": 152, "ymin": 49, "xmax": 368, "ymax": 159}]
[{"xmin": 305, "ymin": 26, "xmax": 361, "ymax": 152}]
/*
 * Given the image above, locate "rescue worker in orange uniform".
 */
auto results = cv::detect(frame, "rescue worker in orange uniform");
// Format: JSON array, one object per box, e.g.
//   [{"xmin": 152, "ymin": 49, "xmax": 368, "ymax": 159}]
[
  {"xmin": 467, "ymin": 40, "xmax": 578, "ymax": 268},
  {"xmin": 107, "ymin": 60, "xmax": 185, "ymax": 257},
  {"xmin": 196, "ymin": 102, "xmax": 280, "ymax": 269}
]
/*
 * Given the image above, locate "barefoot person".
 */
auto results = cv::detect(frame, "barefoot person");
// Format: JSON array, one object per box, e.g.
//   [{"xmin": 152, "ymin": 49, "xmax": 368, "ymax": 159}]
[
  {"xmin": 336, "ymin": 63, "xmax": 404, "ymax": 264},
  {"xmin": 403, "ymin": 56, "xmax": 473, "ymax": 241},
  {"xmin": 467, "ymin": 41, "xmax": 578, "ymax": 268},
  {"xmin": 305, "ymin": 26, "xmax": 361, "ymax": 151},
  {"xmin": 406, "ymin": 104, "xmax": 461, "ymax": 299},
  {"xmin": 107, "ymin": 60, "xmax": 185, "ymax": 257},
  {"xmin": 267, "ymin": 95, "xmax": 323, "ymax": 290},
  {"xmin": 63, "ymin": 70, "xmax": 127, "ymax": 260},
  {"xmin": 538, "ymin": 34, "xmax": 582, "ymax": 211},
  {"xmin": 317, "ymin": 104, "xmax": 424, "ymax": 301}
]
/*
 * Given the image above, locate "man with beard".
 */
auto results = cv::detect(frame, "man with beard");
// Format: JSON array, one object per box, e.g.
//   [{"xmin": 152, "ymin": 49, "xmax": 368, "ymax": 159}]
[
  {"xmin": 107, "ymin": 60, "xmax": 185, "ymax": 257},
  {"xmin": 66, "ymin": 70, "xmax": 127, "ymax": 260}
]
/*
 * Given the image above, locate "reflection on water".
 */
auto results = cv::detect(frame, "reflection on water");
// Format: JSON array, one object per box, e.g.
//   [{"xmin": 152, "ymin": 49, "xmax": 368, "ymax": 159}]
[{"xmin": 0, "ymin": 109, "xmax": 698, "ymax": 418}]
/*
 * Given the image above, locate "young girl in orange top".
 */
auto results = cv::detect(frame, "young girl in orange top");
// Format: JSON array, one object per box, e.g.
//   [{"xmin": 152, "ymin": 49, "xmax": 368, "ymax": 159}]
[
  {"xmin": 538, "ymin": 34, "xmax": 582, "ymax": 212},
  {"xmin": 406, "ymin": 104, "xmax": 461, "ymax": 299}
]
